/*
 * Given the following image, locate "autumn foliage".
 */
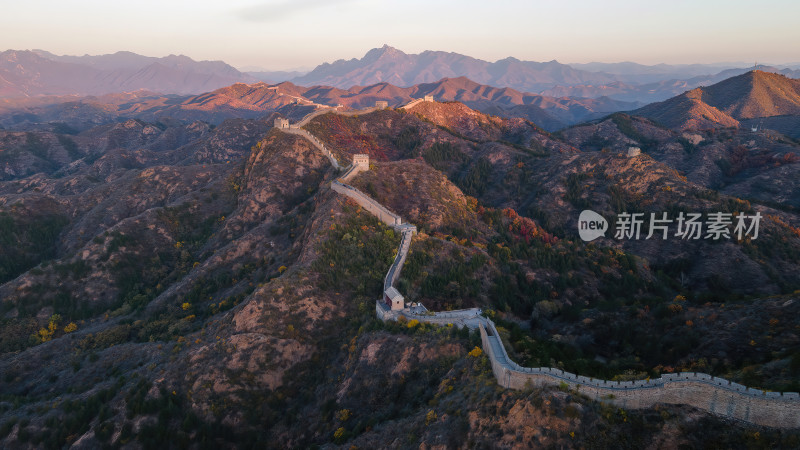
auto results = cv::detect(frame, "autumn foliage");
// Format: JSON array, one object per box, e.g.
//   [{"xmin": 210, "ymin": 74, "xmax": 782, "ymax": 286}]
[
  {"xmin": 306, "ymin": 114, "xmax": 394, "ymax": 161},
  {"xmin": 502, "ymin": 208, "xmax": 558, "ymax": 245}
]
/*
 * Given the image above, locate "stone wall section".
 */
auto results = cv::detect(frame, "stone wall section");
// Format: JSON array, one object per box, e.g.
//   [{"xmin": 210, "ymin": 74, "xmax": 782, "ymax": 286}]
[
  {"xmin": 479, "ymin": 320, "xmax": 800, "ymax": 428},
  {"xmin": 330, "ymin": 181, "xmax": 402, "ymax": 228},
  {"xmin": 275, "ymin": 103, "xmax": 800, "ymax": 430}
]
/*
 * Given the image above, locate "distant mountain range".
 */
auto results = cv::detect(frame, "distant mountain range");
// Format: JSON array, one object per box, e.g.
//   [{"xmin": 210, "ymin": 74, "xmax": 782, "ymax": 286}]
[
  {"xmin": 4, "ymin": 46, "xmax": 800, "ymax": 106},
  {"xmin": 2, "ymin": 47, "xmax": 800, "ymax": 137},
  {"xmin": 246, "ymin": 70, "xmax": 309, "ymax": 83},
  {"xmin": 4, "ymin": 70, "xmax": 800, "ymax": 137},
  {"xmin": 291, "ymin": 44, "xmax": 617, "ymax": 92},
  {"xmin": 542, "ymin": 66, "xmax": 800, "ymax": 103},
  {"xmin": 288, "ymin": 46, "xmax": 800, "ymax": 104},
  {"xmin": 634, "ymin": 71, "xmax": 800, "ymax": 135},
  {"xmin": 0, "ymin": 50, "xmax": 256, "ymax": 97},
  {"xmin": 0, "ymin": 75, "xmax": 638, "ymax": 132}
]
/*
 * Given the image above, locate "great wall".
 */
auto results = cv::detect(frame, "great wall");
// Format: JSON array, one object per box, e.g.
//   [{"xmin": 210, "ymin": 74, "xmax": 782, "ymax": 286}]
[{"xmin": 272, "ymin": 94, "xmax": 800, "ymax": 429}]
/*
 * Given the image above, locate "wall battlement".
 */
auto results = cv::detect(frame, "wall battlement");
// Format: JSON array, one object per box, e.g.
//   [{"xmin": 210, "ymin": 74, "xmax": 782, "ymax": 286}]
[
  {"xmin": 478, "ymin": 320, "xmax": 800, "ymax": 428},
  {"xmin": 276, "ymin": 102, "xmax": 800, "ymax": 430},
  {"xmin": 383, "ymin": 229, "xmax": 413, "ymax": 292},
  {"xmin": 331, "ymin": 181, "xmax": 402, "ymax": 227},
  {"xmin": 400, "ymin": 98, "xmax": 425, "ymax": 110},
  {"xmin": 339, "ymin": 154, "xmax": 370, "ymax": 183}
]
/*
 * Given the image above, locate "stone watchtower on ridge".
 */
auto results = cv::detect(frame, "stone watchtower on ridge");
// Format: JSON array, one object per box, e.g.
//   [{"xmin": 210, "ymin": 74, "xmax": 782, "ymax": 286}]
[
  {"xmin": 353, "ymin": 154, "xmax": 369, "ymax": 170},
  {"xmin": 274, "ymin": 118, "xmax": 290, "ymax": 129},
  {"xmin": 375, "ymin": 100, "xmax": 389, "ymax": 109},
  {"xmin": 339, "ymin": 154, "xmax": 370, "ymax": 183},
  {"xmin": 384, "ymin": 286, "xmax": 404, "ymax": 311}
]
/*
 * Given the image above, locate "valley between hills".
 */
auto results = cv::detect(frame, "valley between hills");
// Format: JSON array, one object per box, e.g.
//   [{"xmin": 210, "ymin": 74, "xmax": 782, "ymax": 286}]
[{"xmin": 0, "ymin": 53, "xmax": 799, "ymax": 447}]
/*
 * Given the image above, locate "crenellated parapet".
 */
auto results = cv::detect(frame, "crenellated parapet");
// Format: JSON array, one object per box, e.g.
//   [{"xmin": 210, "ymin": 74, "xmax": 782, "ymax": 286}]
[
  {"xmin": 272, "ymin": 103, "xmax": 800, "ymax": 429},
  {"xmin": 478, "ymin": 319, "xmax": 800, "ymax": 428}
]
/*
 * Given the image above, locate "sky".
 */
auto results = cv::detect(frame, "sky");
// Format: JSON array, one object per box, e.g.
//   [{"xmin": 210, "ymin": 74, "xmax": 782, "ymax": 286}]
[{"xmin": 1, "ymin": 0, "xmax": 798, "ymax": 70}]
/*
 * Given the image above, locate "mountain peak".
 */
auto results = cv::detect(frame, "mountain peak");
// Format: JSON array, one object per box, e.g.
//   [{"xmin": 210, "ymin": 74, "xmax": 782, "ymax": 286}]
[
  {"xmin": 162, "ymin": 54, "xmax": 195, "ymax": 64},
  {"xmin": 746, "ymin": 69, "xmax": 792, "ymax": 82},
  {"xmin": 363, "ymin": 45, "xmax": 405, "ymax": 62}
]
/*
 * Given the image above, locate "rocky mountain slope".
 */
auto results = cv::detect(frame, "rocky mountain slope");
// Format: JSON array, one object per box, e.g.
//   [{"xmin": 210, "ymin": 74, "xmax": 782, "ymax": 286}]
[
  {"xmin": 634, "ymin": 71, "xmax": 800, "ymax": 134},
  {"xmin": 0, "ymin": 98, "xmax": 798, "ymax": 448},
  {"xmin": 558, "ymin": 112, "xmax": 800, "ymax": 208}
]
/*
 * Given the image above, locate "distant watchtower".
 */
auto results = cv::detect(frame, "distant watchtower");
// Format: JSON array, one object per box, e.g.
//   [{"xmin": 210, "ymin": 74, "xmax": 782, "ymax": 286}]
[
  {"xmin": 424, "ymin": 95, "xmax": 434, "ymax": 102},
  {"xmin": 353, "ymin": 154, "xmax": 369, "ymax": 170},
  {"xmin": 274, "ymin": 118, "xmax": 290, "ymax": 129},
  {"xmin": 375, "ymin": 100, "xmax": 389, "ymax": 109},
  {"xmin": 627, "ymin": 147, "xmax": 641, "ymax": 157}
]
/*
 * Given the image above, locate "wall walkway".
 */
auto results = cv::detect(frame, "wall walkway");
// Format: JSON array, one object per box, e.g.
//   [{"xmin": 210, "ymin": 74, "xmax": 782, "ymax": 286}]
[
  {"xmin": 274, "ymin": 104, "xmax": 800, "ymax": 429},
  {"xmin": 478, "ymin": 319, "xmax": 799, "ymax": 428},
  {"xmin": 331, "ymin": 181, "xmax": 402, "ymax": 228},
  {"xmin": 400, "ymin": 98, "xmax": 425, "ymax": 110}
]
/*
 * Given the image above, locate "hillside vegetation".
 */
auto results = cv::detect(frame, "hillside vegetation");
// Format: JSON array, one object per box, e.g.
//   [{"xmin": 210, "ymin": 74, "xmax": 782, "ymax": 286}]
[{"xmin": 0, "ymin": 99, "xmax": 798, "ymax": 448}]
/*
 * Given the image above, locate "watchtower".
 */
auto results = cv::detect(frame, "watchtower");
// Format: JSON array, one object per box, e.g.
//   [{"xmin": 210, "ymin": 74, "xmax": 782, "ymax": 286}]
[
  {"xmin": 384, "ymin": 286, "xmax": 404, "ymax": 311},
  {"xmin": 424, "ymin": 95, "xmax": 434, "ymax": 102},
  {"xmin": 353, "ymin": 154, "xmax": 369, "ymax": 170},
  {"xmin": 375, "ymin": 100, "xmax": 388, "ymax": 109},
  {"xmin": 627, "ymin": 147, "xmax": 641, "ymax": 157},
  {"xmin": 274, "ymin": 118, "xmax": 290, "ymax": 129}
]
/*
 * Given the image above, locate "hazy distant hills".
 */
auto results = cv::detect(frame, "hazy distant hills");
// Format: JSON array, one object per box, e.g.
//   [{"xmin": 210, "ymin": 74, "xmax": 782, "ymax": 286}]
[
  {"xmin": 568, "ymin": 61, "xmax": 744, "ymax": 82},
  {"xmin": 634, "ymin": 71, "xmax": 800, "ymax": 134},
  {"xmin": 31, "ymin": 50, "xmax": 245, "ymax": 78},
  {"xmin": 543, "ymin": 66, "xmax": 800, "ymax": 103},
  {"xmin": 246, "ymin": 70, "xmax": 308, "ymax": 83},
  {"xmin": 5, "ymin": 46, "xmax": 800, "ymax": 106},
  {"xmin": 0, "ymin": 50, "xmax": 256, "ymax": 97}
]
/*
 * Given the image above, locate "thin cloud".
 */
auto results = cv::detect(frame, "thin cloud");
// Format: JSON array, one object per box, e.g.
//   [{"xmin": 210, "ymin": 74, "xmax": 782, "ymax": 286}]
[{"xmin": 234, "ymin": 0, "xmax": 358, "ymax": 23}]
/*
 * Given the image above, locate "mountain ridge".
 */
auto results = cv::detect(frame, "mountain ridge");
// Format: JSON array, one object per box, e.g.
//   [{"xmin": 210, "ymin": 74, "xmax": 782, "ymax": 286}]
[
  {"xmin": 0, "ymin": 76, "xmax": 639, "ymax": 132},
  {"xmin": 5, "ymin": 46, "xmax": 800, "ymax": 105},
  {"xmin": 634, "ymin": 70, "xmax": 800, "ymax": 131},
  {"xmin": 292, "ymin": 46, "xmax": 800, "ymax": 103},
  {"xmin": 291, "ymin": 44, "xmax": 618, "ymax": 92},
  {"xmin": 168, "ymin": 76, "xmax": 639, "ymax": 130},
  {"xmin": 0, "ymin": 49, "xmax": 257, "ymax": 97}
]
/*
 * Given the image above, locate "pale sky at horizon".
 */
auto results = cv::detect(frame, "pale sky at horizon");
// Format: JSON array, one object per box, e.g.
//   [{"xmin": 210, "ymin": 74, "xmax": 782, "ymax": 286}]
[{"xmin": 1, "ymin": 0, "xmax": 798, "ymax": 70}]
